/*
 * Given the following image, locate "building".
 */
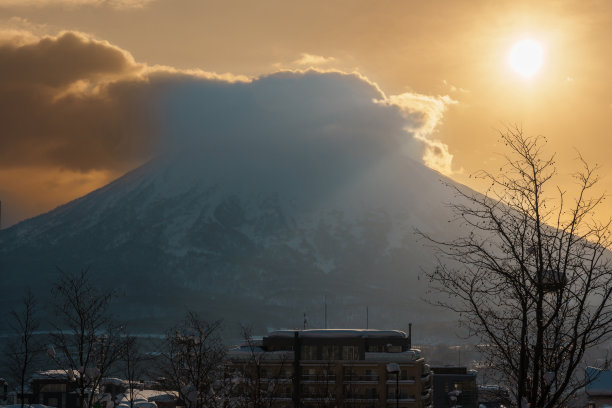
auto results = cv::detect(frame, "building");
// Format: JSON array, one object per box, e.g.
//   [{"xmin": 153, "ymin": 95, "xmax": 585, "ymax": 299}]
[
  {"xmin": 4, "ymin": 371, "xmax": 176, "ymax": 408},
  {"xmin": 227, "ymin": 328, "xmax": 432, "ymax": 408},
  {"xmin": 430, "ymin": 366, "xmax": 478, "ymax": 408},
  {"xmin": 585, "ymin": 366, "xmax": 612, "ymax": 408},
  {"xmin": 29, "ymin": 370, "xmax": 79, "ymax": 408},
  {"xmin": 477, "ymin": 385, "xmax": 511, "ymax": 408},
  {"xmin": 1, "ymin": 378, "xmax": 8, "ymax": 404}
]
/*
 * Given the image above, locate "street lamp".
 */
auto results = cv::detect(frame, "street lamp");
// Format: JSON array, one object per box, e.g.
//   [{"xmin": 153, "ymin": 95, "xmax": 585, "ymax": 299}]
[{"xmin": 386, "ymin": 363, "xmax": 400, "ymax": 408}]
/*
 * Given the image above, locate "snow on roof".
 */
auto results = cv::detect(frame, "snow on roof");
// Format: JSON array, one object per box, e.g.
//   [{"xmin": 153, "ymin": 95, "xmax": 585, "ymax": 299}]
[
  {"xmin": 133, "ymin": 403, "xmax": 156, "ymax": 408},
  {"xmin": 30, "ymin": 370, "xmax": 74, "ymax": 380},
  {"xmin": 237, "ymin": 339, "xmax": 263, "ymax": 348},
  {"xmin": 147, "ymin": 394, "xmax": 177, "ymax": 402},
  {"xmin": 1, "ymin": 405, "xmax": 57, "ymax": 408},
  {"xmin": 267, "ymin": 329, "xmax": 407, "ymax": 339},
  {"xmin": 101, "ymin": 378, "xmax": 129, "ymax": 387},
  {"xmin": 116, "ymin": 389, "xmax": 177, "ymax": 403},
  {"xmin": 586, "ymin": 367, "xmax": 612, "ymax": 396}
]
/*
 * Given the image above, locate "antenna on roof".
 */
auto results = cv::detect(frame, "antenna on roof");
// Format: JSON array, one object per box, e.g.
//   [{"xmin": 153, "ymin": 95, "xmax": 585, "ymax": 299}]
[
  {"xmin": 409, "ymin": 323, "xmax": 412, "ymax": 349},
  {"xmin": 324, "ymin": 294, "xmax": 327, "ymax": 329},
  {"xmin": 366, "ymin": 306, "xmax": 369, "ymax": 329},
  {"xmin": 303, "ymin": 312, "xmax": 307, "ymax": 329}
]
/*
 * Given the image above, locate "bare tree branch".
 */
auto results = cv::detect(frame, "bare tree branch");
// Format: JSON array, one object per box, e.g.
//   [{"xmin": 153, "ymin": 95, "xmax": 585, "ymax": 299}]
[{"xmin": 418, "ymin": 127, "xmax": 612, "ymax": 408}]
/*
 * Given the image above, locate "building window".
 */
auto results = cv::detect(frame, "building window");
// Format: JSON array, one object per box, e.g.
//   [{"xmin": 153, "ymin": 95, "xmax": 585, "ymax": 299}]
[
  {"xmin": 279, "ymin": 367, "xmax": 293, "ymax": 378},
  {"xmin": 322, "ymin": 345, "xmax": 340, "ymax": 360},
  {"xmin": 40, "ymin": 384, "xmax": 66, "ymax": 393},
  {"xmin": 302, "ymin": 345, "xmax": 317, "ymax": 360},
  {"xmin": 365, "ymin": 369, "xmax": 379, "ymax": 381},
  {"xmin": 342, "ymin": 345, "xmax": 359, "ymax": 360},
  {"xmin": 365, "ymin": 387, "xmax": 378, "ymax": 398},
  {"xmin": 344, "ymin": 366, "xmax": 357, "ymax": 380},
  {"xmin": 46, "ymin": 397, "xmax": 59, "ymax": 407},
  {"xmin": 399, "ymin": 369, "xmax": 413, "ymax": 381},
  {"xmin": 387, "ymin": 386, "xmax": 412, "ymax": 400}
]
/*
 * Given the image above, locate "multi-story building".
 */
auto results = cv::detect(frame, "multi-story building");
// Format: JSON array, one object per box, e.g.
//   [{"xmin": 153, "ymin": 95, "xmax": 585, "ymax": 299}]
[
  {"xmin": 227, "ymin": 329, "xmax": 432, "ymax": 408},
  {"xmin": 430, "ymin": 366, "xmax": 478, "ymax": 408}
]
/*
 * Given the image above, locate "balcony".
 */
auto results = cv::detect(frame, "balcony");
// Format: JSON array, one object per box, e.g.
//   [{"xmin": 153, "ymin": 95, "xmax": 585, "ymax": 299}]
[
  {"xmin": 302, "ymin": 374, "xmax": 336, "ymax": 383},
  {"xmin": 259, "ymin": 378, "xmax": 293, "ymax": 383},
  {"xmin": 386, "ymin": 393, "xmax": 416, "ymax": 402},
  {"xmin": 343, "ymin": 375, "xmax": 380, "ymax": 383},
  {"xmin": 344, "ymin": 393, "xmax": 380, "ymax": 401},
  {"xmin": 386, "ymin": 397, "xmax": 417, "ymax": 403},
  {"xmin": 385, "ymin": 378, "xmax": 415, "ymax": 384},
  {"xmin": 364, "ymin": 349, "xmax": 421, "ymax": 362}
]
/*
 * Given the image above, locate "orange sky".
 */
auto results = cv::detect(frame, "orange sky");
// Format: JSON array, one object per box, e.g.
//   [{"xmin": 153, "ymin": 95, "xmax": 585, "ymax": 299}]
[{"xmin": 1, "ymin": 0, "xmax": 612, "ymax": 227}]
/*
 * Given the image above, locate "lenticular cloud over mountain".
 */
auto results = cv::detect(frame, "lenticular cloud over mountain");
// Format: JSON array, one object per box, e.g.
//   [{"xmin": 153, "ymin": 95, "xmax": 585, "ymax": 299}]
[
  {"xmin": 0, "ymin": 68, "xmax": 462, "ymax": 336},
  {"xmin": 160, "ymin": 71, "xmax": 424, "ymax": 167},
  {"xmin": 155, "ymin": 71, "xmax": 427, "ymax": 198}
]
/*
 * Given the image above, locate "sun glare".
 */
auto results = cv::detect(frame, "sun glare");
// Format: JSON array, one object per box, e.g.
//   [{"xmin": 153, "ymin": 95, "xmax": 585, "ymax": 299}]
[{"xmin": 509, "ymin": 40, "xmax": 543, "ymax": 78}]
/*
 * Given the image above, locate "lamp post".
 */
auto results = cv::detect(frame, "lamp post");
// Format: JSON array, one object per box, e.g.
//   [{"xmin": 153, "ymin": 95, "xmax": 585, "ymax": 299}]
[{"xmin": 386, "ymin": 363, "xmax": 400, "ymax": 408}]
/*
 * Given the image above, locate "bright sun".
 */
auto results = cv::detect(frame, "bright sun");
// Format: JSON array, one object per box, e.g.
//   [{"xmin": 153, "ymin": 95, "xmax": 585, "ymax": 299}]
[{"xmin": 509, "ymin": 39, "xmax": 543, "ymax": 78}]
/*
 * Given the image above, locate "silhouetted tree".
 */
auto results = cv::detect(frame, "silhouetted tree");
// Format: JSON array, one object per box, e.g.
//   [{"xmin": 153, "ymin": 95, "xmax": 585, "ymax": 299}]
[
  {"xmin": 4, "ymin": 289, "xmax": 40, "ymax": 408},
  {"xmin": 48, "ymin": 268, "xmax": 124, "ymax": 408},
  {"xmin": 229, "ymin": 326, "xmax": 291, "ymax": 408},
  {"xmin": 121, "ymin": 335, "xmax": 153, "ymax": 408},
  {"xmin": 160, "ymin": 312, "xmax": 226, "ymax": 408},
  {"xmin": 421, "ymin": 127, "xmax": 612, "ymax": 408}
]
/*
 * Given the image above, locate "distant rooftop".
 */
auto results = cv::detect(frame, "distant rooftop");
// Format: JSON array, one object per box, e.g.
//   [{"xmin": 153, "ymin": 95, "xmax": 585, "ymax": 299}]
[
  {"xmin": 266, "ymin": 329, "xmax": 408, "ymax": 339},
  {"xmin": 30, "ymin": 370, "xmax": 74, "ymax": 380},
  {"xmin": 431, "ymin": 366, "xmax": 475, "ymax": 375},
  {"xmin": 587, "ymin": 367, "xmax": 612, "ymax": 396}
]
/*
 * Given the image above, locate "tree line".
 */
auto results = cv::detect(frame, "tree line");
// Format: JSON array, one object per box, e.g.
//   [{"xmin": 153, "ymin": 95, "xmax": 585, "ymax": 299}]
[{"xmin": 3, "ymin": 268, "xmax": 290, "ymax": 408}]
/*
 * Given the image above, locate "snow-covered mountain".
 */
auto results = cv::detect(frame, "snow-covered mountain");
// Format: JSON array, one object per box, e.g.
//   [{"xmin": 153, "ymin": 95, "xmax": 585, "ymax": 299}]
[
  {"xmin": 0, "ymin": 145, "xmax": 467, "ymax": 337},
  {"xmin": 0, "ymin": 71, "xmax": 472, "ymax": 338}
]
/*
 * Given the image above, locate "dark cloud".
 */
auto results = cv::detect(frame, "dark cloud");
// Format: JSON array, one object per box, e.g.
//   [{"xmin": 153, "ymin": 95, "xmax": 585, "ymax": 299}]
[
  {"xmin": 0, "ymin": 30, "xmax": 454, "ymax": 227},
  {"xmin": 0, "ymin": 31, "xmax": 156, "ymax": 172},
  {"xmin": 0, "ymin": 31, "xmax": 136, "ymax": 88}
]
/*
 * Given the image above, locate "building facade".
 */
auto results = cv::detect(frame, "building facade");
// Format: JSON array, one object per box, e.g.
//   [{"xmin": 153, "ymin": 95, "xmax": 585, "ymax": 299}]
[
  {"xmin": 430, "ymin": 366, "xmax": 478, "ymax": 408},
  {"xmin": 227, "ymin": 329, "xmax": 432, "ymax": 408}
]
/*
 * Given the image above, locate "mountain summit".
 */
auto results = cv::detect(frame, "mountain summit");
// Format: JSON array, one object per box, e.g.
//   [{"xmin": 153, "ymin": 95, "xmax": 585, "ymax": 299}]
[{"xmin": 0, "ymin": 72, "xmax": 463, "ymax": 336}]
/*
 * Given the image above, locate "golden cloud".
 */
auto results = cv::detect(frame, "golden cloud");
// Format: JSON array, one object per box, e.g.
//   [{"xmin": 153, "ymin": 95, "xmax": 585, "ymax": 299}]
[
  {"xmin": 294, "ymin": 53, "xmax": 336, "ymax": 66},
  {"xmin": 0, "ymin": 31, "xmax": 156, "ymax": 172},
  {"xmin": 379, "ymin": 93, "xmax": 458, "ymax": 175},
  {"xmin": 0, "ymin": 0, "xmax": 154, "ymax": 9}
]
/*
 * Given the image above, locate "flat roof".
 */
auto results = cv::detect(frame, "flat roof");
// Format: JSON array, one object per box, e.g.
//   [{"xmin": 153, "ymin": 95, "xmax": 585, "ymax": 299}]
[{"xmin": 266, "ymin": 329, "xmax": 408, "ymax": 339}]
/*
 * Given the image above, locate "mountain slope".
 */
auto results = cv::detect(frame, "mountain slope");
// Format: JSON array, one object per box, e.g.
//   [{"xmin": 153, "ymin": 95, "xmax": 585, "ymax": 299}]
[{"xmin": 0, "ymin": 145, "xmax": 466, "ymax": 337}]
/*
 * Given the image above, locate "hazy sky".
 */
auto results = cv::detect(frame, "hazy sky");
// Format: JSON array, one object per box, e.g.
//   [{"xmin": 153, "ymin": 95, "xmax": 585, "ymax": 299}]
[{"xmin": 1, "ymin": 0, "xmax": 612, "ymax": 227}]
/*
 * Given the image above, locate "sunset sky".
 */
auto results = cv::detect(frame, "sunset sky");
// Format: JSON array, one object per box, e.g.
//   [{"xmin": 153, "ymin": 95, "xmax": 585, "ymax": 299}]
[{"xmin": 1, "ymin": 0, "xmax": 612, "ymax": 227}]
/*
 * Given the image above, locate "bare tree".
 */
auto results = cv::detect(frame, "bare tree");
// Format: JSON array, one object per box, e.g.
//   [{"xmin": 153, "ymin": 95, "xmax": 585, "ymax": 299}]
[
  {"xmin": 308, "ymin": 359, "xmax": 337, "ymax": 408},
  {"xmin": 420, "ymin": 127, "xmax": 612, "ymax": 408},
  {"xmin": 228, "ymin": 326, "xmax": 292, "ymax": 408},
  {"xmin": 49, "ymin": 268, "xmax": 125, "ymax": 408},
  {"xmin": 160, "ymin": 312, "xmax": 226, "ymax": 408},
  {"xmin": 121, "ymin": 335, "xmax": 153, "ymax": 408},
  {"xmin": 4, "ymin": 289, "xmax": 40, "ymax": 408}
]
